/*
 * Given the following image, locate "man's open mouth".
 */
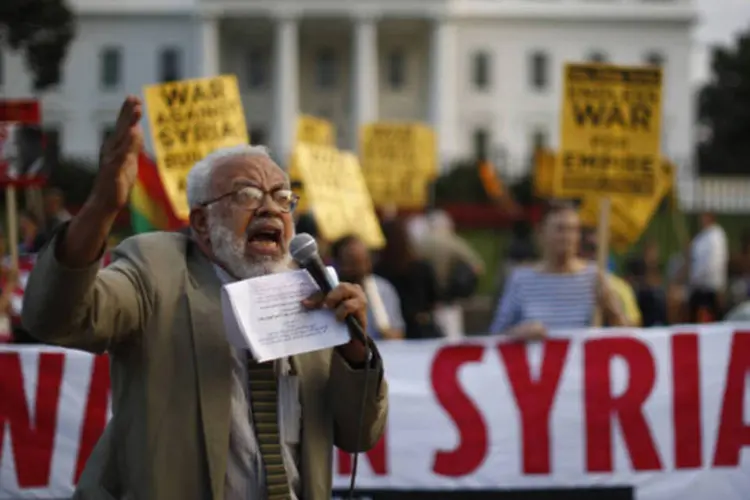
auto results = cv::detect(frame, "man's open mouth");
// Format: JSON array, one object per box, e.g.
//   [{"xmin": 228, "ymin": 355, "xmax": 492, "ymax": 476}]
[{"xmin": 247, "ymin": 225, "xmax": 283, "ymax": 255}]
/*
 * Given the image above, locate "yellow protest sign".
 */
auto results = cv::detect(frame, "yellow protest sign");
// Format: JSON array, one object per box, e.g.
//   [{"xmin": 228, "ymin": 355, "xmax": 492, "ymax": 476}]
[
  {"xmin": 289, "ymin": 115, "xmax": 336, "ymax": 214},
  {"xmin": 557, "ymin": 64, "xmax": 662, "ymax": 198},
  {"xmin": 533, "ymin": 149, "xmax": 557, "ymax": 199},
  {"xmin": 361, "ymin": 122, "xmax": 437, "ymax": 178},
  {"xmin": 296, "ymin": 115, "xmax": 335, "ymax": 146},
  {"xmin": 293, "ymin": 143, "xmax": 384, "ymax": 249},
  {"xmin": 579, "ymin": 160, "xmax": 674, "ymax": 252},
  {"xmin": 144, "ymin": 75, "xmax": 248, "ymax": 220},
  {"xmin": 360, "ymin": 122, "xmax": 436, "ymax": 209},
  {"xmin": 364, "ymin": 175, "xmax": 430, "ymax": 209}
]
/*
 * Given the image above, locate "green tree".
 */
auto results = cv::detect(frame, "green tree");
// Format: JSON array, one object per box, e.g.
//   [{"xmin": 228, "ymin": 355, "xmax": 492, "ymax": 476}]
[
  {"xmin": 1, "ymin": 0, "xmax": 76, "ymax": 90},
  {"xmin": 434, "ymin": 160, "xmax": 490, "ymax": 204},
  {"xmin": 698, "ymin": 29, "xmax": 750, "ymax": 175}
]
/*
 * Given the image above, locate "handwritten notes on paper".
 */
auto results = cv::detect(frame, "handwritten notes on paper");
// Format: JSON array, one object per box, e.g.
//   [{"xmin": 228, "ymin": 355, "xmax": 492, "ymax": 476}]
[{"xmin": 220, "ymin": 267, "xmax": 349, "ymax": 362}]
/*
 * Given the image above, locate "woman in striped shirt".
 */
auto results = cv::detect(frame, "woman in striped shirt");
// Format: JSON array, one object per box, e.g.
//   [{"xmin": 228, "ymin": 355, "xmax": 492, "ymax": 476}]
[{"xmin": 490, "ymin": 201, "xmax": 627, "ymax": 339}]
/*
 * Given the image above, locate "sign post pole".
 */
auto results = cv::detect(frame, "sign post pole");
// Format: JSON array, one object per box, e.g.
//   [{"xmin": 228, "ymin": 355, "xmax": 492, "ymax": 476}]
[
  {"xmin": 0, "ymin": 100, "xmax": 43, "ymax": 274},
  {"xmin": 593, "ymin": 196, "xmax": 611, "ymax": 327},
  {"xmin": 6, "ymin": 186, "xmax": 19, "ymax": 271}
]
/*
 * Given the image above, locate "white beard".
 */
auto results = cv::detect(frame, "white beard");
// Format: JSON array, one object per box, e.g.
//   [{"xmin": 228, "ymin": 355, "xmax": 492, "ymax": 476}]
[{"xmin": 208, "ymin": 210, "xmax": 292, "ymax": 280}]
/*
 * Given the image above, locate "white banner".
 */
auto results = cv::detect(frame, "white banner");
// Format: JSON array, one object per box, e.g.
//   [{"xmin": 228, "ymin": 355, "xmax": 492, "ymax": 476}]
[{"xmin": 2, "ymin": 325, "xmax": 750, "ymax": 499}]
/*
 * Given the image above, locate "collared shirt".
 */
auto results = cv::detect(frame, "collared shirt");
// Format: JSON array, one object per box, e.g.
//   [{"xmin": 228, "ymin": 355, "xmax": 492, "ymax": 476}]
[
  {"xmin": 213, "ymin": 265, "xmax": 301, "ymax": 500},
  {"xmin": 690, "ymin": 224, "xmax": 728, "ymax": 292}
]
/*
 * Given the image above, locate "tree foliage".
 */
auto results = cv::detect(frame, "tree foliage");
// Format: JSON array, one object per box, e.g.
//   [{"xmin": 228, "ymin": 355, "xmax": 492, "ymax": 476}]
[
  {"xmin": 0, "ymin": 0, "xmax": 76, "ymax": 90},
  {"xmin": 434, "ymin": 161, "xmax": 491, "ymax": 204},
  {"xmin": 698, "ymin": 29, "xmax": 750, "ymax": 175}
]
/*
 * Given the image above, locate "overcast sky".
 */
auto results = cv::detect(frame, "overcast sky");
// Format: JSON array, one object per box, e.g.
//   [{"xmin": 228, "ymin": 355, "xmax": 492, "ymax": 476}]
[
  {"xmin": 695, "ymin": 0, "xmax": 750, "ymax": 44},
  {"xmin": 693, "ymin": 0, "xmax": 750, "ymax": 83}
]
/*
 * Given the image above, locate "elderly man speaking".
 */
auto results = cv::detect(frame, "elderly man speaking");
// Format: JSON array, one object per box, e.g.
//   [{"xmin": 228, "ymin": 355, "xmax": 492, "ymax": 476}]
[{"xmin": 21, "ymin": 96, "xmax": 388, "ymax": 500}]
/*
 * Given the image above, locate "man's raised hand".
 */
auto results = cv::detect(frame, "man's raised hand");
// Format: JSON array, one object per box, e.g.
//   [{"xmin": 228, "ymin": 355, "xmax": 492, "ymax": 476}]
[{"xmin": 92, "ymin": 96, "xmax": 144, "ymax": 213}]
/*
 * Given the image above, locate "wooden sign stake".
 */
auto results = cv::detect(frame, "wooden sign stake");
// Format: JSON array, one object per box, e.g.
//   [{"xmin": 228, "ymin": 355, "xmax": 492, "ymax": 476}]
[
  {"xmin": 5, "ymin": 186, "xmax": 19, "ymax": 272},
  {"xmin": 592, "ymin": 196, "xmax": 611, "ymax": 327}
]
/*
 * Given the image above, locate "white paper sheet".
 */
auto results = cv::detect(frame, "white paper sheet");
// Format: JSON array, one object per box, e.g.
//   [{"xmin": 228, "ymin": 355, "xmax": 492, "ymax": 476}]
[{"xmin": 220, "ymin": 267, "xmax": 349, "ymax": 362}]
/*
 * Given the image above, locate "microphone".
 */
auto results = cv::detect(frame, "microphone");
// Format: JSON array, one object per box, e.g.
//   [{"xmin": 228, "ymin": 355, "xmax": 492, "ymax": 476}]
[
  {"xmin": 290, "ymin": 233, "xmax": 368, "ymax": 346},
  {"xmin": 291, "ymin": 232, "xmax": 372, "ymax": 499}
]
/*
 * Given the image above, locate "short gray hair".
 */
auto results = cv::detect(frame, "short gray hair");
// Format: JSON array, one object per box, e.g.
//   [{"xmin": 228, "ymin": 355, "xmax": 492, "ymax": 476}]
[{"xmin": 186, "ymin": 144, "xmax": 272, "ymax": 209}]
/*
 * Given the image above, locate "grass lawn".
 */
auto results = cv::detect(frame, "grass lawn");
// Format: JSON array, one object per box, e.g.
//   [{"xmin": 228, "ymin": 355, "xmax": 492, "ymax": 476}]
[{"xmin": 458, "ymin": 229, "xmax": 508, "ymax": 296}]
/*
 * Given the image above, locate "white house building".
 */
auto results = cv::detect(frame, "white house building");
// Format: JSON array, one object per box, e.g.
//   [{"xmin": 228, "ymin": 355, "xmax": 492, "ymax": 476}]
[{"xmin": 1, "ymin": 0, "xmax": 697, "ymax": 175}]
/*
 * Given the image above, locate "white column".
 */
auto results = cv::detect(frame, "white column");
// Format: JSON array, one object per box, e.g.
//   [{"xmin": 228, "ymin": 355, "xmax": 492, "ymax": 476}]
[
  {"xmin": 272, "ymin": 14, "xmax": 299, "ymax": 162},
  {"xmin": 351, "ymin": 16, "xmax": 379, "ymax": 152},
  {"xmin": 428, "ymin": 18, "xmax": 459, "ymax": 170},
  {"xmin": 197, "ymin": 15, "xmax": 219, "ymax": 78}
]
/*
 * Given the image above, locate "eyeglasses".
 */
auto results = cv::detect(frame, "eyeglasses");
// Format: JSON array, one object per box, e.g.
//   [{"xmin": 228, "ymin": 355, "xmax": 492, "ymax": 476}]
[{"xmin": 200, "ymin": 186, "xmax": 299, "ymax": 213}]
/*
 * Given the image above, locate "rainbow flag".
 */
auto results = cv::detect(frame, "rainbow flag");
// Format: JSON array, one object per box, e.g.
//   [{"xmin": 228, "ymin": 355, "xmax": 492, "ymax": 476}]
[{"xmin": 130, "ymin": 153, "xmax": 186, "ymax": 233}]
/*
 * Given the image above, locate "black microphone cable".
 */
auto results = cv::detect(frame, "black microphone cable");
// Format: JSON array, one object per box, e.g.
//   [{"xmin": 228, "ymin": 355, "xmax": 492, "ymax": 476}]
[{"xmin": 348, "ymin": 339, "xmax": 371, "ymax": 500}]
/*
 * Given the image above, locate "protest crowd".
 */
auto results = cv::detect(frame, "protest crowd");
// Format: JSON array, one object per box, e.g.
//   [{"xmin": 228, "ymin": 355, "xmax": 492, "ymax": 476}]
[{"xmin": 0, "ymin": 185, "xmax": 746, "ymax": 344}]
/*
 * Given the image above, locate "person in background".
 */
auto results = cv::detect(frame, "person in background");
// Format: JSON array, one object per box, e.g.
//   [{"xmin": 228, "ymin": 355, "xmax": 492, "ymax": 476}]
[
  {"xmin": 506, "ymin": 220, "xmax": 537, "ymax": 266},
  {"xmin": 724, "ymin": 300, "xmax": 750, "ymax": 321},
  {"xmin": 406, "ymin": 213, "xmax": 430, "ymax": 247},
  {"xmin": 331, "ymin": 234, "xmax": 405, "ymax": 340},
  {"xmin": 43, "ymin": 187, "xmax": 72, "ymax": 238},
  {"xmin": 380, "ymin": 204, "xmax": 399, "ymax": 224},
  {"xmin": 727, "ymin": 230, "xmax": 750, "ymax": 309},
  {"xmin": 416, "ymin": 210, "xmax": 485, "ymax": 339},
  {"xmin": 295, "ymin": 211, "xmax": 331, "ymax": 264},
  {"xmin": 688, "ymin": 212, "xmax": 728, "ymax": 322},
  {"xmin": 579, "ymin": 226, "xmax": 642, "ymax": 327},
  {"xmin": 642, "ymin": 239, "xmax": 662, "ymax": 284},
  {"xmin": 0, "ymin": 232, "xmax": 17, "ymax": 343},
  {"xmin": 623, "ymin": 256, "xmax": 667, "ymax": 327},
  {"xmin": 375, "ymin": 218, "xmax": 442, "ymax": 339},
  {"xmin": 580, "ymin": 226, "xmax": 617, "ymax": 272},
  {"xmin": 490, "ymin": 201, "xmax": 627, "ymax": 340},
  {"xmin": 18, "ymin": 210, "xmax": 46, "ymax": 254}
]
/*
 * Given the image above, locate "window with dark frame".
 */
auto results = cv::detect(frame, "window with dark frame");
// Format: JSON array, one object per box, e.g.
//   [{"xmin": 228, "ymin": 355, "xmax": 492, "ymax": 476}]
[
  {"xmin": 588, "ymin": 51, "xmax": 608, "ymax": 64},
  {"xmin": 100, "ymin": 46, "xmax": 122, "ymax": 89},
  {"xmin": 473, "ymin": 51, "xmax": 491, "ymax": 90},
  {"xmin": 246, "ymin": 48, "xmax": 268, "ymax": 89},
  {"xmin": 531, "ymin": 128, "xmax": 548, "ymax": 155},
  {"xmin": 159, "ymin": 47, "xmax": 182, "ymax": 83},
  {"xmin": 387, "ymin": 49, "xmax": 406, "ymax": 90},
  {"xmin": 645, "ymin": 51, "xmax": 665, "ymax": 67},
  {"xmin": 530, "ymin": 51, "xmax": 549, "ymax": 91},
  {"xmin": 473, "ymin": 128, "xmax": 490, "ymax": 162},
  {"xmin": 315, "ymin": 48, "xmax": 337, "ymax": 89}
]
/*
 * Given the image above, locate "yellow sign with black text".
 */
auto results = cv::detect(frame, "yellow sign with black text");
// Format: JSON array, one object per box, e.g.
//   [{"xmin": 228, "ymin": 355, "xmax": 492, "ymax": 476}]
[
  {"xmin": 296, "ymin": 115, "xmax": 335, "ymax": 146},
  {"xmin": 557, "ymin": 64, "xmax": 662, "ymax": 198},
  {"xmin": 579, "ymin": 160, "xmax": 674, "ymax": 252},
  {"xmin": 293, "ymin": 143, "xmax": 384, "ymax": 249},
  {"xmin": 290, "ymin": 115, "xmax": 336, "ymax": 214},
  {"xmin": 360, "ymin": 122, "xmax": 436, "ymax": 208},
  {"xmin": 144, "ymin": 75, "xmax": 248, "ymax": 220}
]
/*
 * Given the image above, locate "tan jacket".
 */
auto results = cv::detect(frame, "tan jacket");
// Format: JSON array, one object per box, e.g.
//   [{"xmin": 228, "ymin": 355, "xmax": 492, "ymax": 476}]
[{"xmin": 21, "ymin": 230, "xmax": 388, "ymax": 500}]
